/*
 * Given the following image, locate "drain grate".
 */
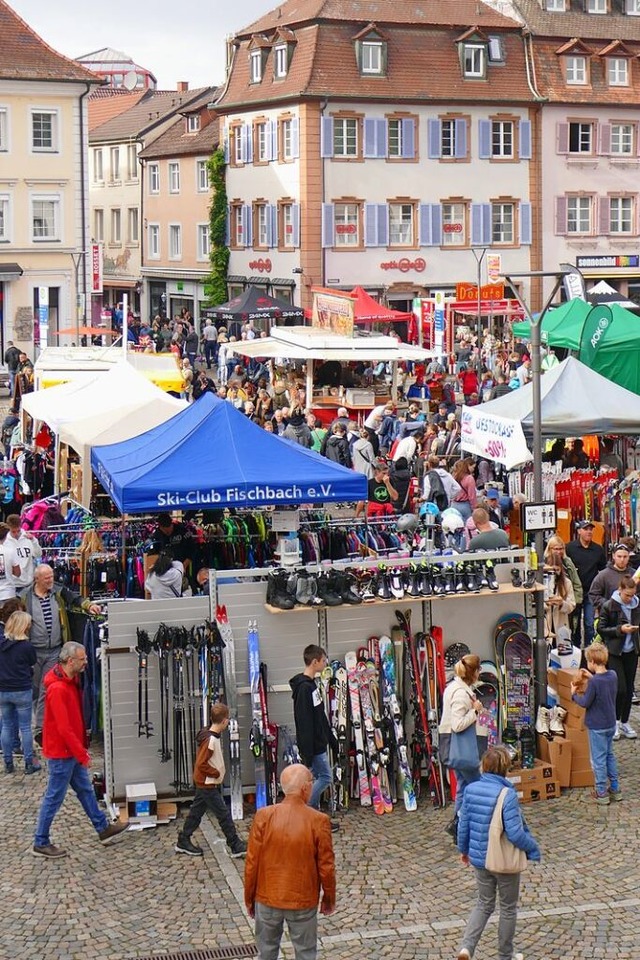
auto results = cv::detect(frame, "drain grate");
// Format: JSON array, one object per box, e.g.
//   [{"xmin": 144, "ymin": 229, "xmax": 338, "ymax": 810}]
[{"xmin": 135, "ymin": 947, "xmax": 257, "ymax": 960}]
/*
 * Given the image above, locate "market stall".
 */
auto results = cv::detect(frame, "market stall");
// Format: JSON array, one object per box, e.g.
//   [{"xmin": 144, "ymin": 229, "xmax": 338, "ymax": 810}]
[
  {"xmin": 33, "ymin": 346, "xmax": 184, "ymax": 393},
  {"xmin": 203, "ymin": 285, "xmax": 304, "ymax": 336}
]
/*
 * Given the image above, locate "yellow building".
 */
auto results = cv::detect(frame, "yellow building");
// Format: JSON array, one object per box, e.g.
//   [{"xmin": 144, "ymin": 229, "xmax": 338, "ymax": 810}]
[{"xmin": 0, "ymin": 0, "xmax": 99, "ymax": 359}]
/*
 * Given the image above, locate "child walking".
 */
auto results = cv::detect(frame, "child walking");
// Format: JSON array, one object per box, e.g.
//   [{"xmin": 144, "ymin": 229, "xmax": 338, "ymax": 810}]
[
  {"xmin": 571, "ymin": 644, "xmax": 621, "ymax": 805},
  {"xmin": 175, "ymin": 702, "xmax": 247, "ymax": 857}
]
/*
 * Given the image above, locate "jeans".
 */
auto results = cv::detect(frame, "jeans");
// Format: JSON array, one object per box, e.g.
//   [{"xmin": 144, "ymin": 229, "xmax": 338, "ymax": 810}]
[
  {"xmin": 309, "ymin": 752, "xmax": 332, "ymax": 810},
  {"xmin": 454, "ymin": 766, "xmax": 481, "ymax": 815},
  {"xmin": 34, "ymin": 757, "xmax": 108, "ymax": 847},
  {"xmin": 608, "ymin": 650, "xmax": 638, "ymax": 723},
  {"xmin": 179, "ymin": 785, "xmax": 239, "ymax": 848},
  {"xmin": 587, "ymin": 726, "xmax": 619, "ymax": 796},
  {"xmin": 254, "ymin": 902, "xmax": 317, "ymax": 960},
  {"xmin": 32, "ymin": 645, "xmax": 62, "ymax": 731},
  {"xmin": 572, "ymin": 598, "xmax": 596, "ymax": 647},
  {"xmin": 203, "ymin": 341, "xmax": 217, "ymax": 369},
  {"xmin": 460, "ymin": 867, "xmax": 521, "ymax": 960},
  {"xmin": 451, "ymin": 500, "xmax": 473, "ymax": 523},
  {"xmin": 0, "ymin": 689, "xmax": 33, "ymax": 764}
]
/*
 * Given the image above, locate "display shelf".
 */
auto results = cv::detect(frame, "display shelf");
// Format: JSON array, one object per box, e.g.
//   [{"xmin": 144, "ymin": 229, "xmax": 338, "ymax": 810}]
[{"xmin": 264, "ymin": 583, "xmax": 542, "ymax": 614}]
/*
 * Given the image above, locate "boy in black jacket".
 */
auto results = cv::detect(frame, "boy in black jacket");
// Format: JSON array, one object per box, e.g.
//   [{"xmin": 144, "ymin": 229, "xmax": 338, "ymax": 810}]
[{"xmin": 289, "ymin": 645, "xmax": 339, "ymax": 828}]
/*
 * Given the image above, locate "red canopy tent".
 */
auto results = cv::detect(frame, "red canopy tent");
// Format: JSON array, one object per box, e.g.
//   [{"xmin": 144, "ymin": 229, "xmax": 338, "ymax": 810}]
[{"xmin": 349, "ymin": 286, "xmax": 412, "ymax": 324}]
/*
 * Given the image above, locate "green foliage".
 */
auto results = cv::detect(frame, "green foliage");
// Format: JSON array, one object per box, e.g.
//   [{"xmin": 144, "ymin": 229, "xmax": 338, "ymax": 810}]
[{"xmin": 204, "ymin": 147, "xmax": 229, "ymax": 306}]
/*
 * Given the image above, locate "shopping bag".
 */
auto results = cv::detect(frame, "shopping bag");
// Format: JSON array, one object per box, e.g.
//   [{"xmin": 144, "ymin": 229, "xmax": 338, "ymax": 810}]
[{"xmin": 485, "ymin": 787, "xmax": 527, "ymax": 874}]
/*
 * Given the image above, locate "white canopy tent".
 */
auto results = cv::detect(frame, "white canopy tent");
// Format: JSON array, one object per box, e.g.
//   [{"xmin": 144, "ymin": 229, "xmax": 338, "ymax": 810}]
[
  {"xmin": 22, "ymin": 363, "xmax": 186, "ymax": 506},
  {"xmin": 231, "ymin": 326, "xmax": 434, "ymax": 405}
]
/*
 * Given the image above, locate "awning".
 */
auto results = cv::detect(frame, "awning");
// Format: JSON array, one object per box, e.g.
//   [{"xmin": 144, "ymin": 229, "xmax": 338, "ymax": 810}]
[
  {"xmin": 230, "ymin": 325, "xmax": 434, "ymax": 361},
  {"xmin": 0, "ymin": 263, "xmax": 23, "ymax": 280},
  {"xmin": 103, "ymin": 279, "xmax": 138, "ymax": 288}
]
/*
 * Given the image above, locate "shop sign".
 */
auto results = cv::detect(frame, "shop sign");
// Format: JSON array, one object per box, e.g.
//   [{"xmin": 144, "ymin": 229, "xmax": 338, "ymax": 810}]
[
  {"xmin": 380, "ymin": 257, "xmax": 426, "ymax": 273},
  {"xmin": 456, "ymin": 282, "xmax": 504, "ymax": 301},
  {"xmin": 336, "ymin": 224, "xmax": 357, "ymax": 235},
  {"xmin": 487, "ymin": 253, "xmax": 502, "ymax": 283},
  {"xmin": 90, "ymin": 242, "xmax": 103, "ymax": 295},
  {"xmin": 311, "ymin": 287, "xmax": 355, "ymax": 337},
  {"xmin": 576, "ymin": 255, "xmax": 639, "ymax": 269},
  {"xmin": 176, "ymin": 281, "xmax": 184, "ymax": 292},
  {"xmin": 248, "ymin": 258, "xmax": 272, "ymax": 272},
  {"xmin": 443, "ymin": 223, "xmax": 463, "ymax": 234},
  {"xmin": 433, "ymin": 290, "xmax": 445, "ymax": 355},
  {"xmin": 461, "ymin": 405, "xmax": 532, "ymax": 470}
]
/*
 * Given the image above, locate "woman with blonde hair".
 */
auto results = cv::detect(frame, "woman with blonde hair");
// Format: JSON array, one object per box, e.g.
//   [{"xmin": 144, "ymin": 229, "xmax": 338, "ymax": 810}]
[
  {"xmin": 0, "ymin": 611, "xmax": 40, "ymax": 774},
  {"xmin": 439, "ymin": 654, "xmax": 489, "ymax": 828},
  {"xmin": 543, "ymin": 536, "xmax": 577, "ymax": 641}
]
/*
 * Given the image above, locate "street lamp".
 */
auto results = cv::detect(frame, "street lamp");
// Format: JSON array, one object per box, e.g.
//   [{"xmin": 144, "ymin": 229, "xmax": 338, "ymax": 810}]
[
  {"xmin": 504, "ymin": 267, "xmax": 574, "ymax": 714},
  {"xmin": 471, "ymin": 246, "xmax": 487, "ymax": 377}
]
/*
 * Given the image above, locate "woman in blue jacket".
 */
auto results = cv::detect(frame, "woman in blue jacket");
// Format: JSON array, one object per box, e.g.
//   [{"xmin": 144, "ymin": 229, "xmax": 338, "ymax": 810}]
[{"xmin": 456, "ymin": 746, "xmax": 540, "ymax": 960}]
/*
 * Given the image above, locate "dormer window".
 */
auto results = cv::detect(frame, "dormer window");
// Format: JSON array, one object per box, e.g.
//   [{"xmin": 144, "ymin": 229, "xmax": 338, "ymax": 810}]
[
  {"xmin": 354, "ymin": 24, "xmax": 388, "ymax": 77},
  {"xmin": 274, "ymin": 44, "xmax": 288, "ymax": 78},
  {"xmin": 586, "ymin": 0, "xmax": 607, "ymax": 11},
  {"xmin": 187, "ymin": 115, "xmax": 200, "ymax": 133},
  {"xmin": 250, "ymin": 51, "xmax": 263, "ymax": 83},
  {"xmin": 566, "ymin": 55, "xmax": 587, "ymax": 84},
  {"xmin": 609, "ymin": 57, "xmax": 629, "ymax": 85},
  {"xmin": 463, "ymin": 44, "xmax": 486, "ymax": 78}
]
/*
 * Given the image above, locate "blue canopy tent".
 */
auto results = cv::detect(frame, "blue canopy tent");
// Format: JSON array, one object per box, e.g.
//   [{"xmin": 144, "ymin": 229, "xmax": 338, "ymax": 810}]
[{"xmin": 91, "ymin": 393, "xmax": 367, "ymax": 513}]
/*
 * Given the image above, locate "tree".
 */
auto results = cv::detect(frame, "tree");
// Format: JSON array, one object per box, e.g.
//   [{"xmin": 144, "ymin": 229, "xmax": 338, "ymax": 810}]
[{"xmin": 204, "ymin": 147, "xmax": 229, "ymax": 306}]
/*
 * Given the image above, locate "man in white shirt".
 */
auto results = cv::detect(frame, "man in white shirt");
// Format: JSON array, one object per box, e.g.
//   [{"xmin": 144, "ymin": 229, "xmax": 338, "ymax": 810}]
[
  {"xmin": 393, "ymin": 428, "xmax": 424, "ymax": 463},
  {"xmin": 7, "ymin": 513, "xmax": 41, "ymax": 588},
  {"xmin": 0, "ymin": 522, "xmax": 20, "ymax": 600},
  {"xmin": 202, "ymin": 321, "xmax": 218, "ymax": 369}
]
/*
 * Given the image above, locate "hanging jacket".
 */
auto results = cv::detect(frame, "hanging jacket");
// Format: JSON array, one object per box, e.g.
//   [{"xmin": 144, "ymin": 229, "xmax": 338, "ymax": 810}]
[{"xmin": 457, "ymin": 772, "xmax": 541, "ymax": 869}]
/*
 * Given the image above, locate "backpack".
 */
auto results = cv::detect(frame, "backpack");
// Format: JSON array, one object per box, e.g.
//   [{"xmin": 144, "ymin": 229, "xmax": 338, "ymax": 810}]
[{"xmin": 427, "ymin": 470, "xmax": 449, "ymax": 512}]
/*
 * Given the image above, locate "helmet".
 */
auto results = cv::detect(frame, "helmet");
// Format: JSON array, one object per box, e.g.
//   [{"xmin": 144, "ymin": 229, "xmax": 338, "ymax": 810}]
[
  {"xmin": 440, "ymin": 507, "xmax": 464, "ymax": 533},
  {"xmin": 509, "ymin": 377, "xmax": 520, "ymax": 390},
  {"xmin": 419, "ymin": 501, "xmax": 440, "ymax": 520},
  {"xmin": 396, "ymin": 513, "xmax": 419, "ymax": 535}
]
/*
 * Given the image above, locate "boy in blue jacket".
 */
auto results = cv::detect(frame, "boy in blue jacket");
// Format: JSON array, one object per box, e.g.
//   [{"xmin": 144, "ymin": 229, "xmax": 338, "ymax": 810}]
[
  {"xmin": 571, "ymin": 642, "xmax": 620, "ymax": 804},
  {"xmin": 457, "ymin": 745, "xmax": 540, "ymax": 960}
]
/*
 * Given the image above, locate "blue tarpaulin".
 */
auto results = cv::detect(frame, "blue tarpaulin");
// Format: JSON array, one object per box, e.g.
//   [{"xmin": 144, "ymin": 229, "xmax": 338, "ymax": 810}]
[{"xmin": 90, "ymin": 393, "xmax": 367, "ymax": 513}]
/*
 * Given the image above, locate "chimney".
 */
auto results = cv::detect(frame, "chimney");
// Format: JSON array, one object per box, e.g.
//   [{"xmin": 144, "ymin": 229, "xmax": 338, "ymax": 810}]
[{"xmin": 177, "ymin": 81, "xmax": 189, "ymax": 92}]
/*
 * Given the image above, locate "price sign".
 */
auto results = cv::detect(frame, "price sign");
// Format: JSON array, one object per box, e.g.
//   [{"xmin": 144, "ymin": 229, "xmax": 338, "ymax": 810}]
[{"xmin": 271, "ymin": 510, "xmax": 300, "ymax": 532}]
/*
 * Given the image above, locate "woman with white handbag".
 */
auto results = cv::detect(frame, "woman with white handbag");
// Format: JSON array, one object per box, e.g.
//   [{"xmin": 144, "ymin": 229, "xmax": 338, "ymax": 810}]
[{"xmin": 456, "ymin": 746, "xmax": 541, "ymax": 960}]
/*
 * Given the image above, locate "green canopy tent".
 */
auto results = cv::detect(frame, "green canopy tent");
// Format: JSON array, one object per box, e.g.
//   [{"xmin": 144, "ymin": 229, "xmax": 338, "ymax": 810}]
[{"xmin": 512, "ymin": 300, "xmax": 640, "ymax": 394}]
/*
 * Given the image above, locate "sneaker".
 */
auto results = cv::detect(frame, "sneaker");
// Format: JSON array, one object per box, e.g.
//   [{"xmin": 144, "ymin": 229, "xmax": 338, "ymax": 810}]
[
  {"xmin": 457, "ymin": 950, "xmax": 471, "ymax": 960},
  {"xmin": 609, "ymin": 788, "xmax": 623, "ymax": 802},
  {"xmin": 632, "ymin": 691, "xmax": 640, "ymax": 705},
  {"xmin": 613, "ymin": 722, "xmax": 622, "ymax": 742},
  {"xmin": 515, "ymin": 954, "xmax": 524, "ymax": 960},
  {"xmin": 25, "ymin": 760, "xmax": 42, "ymax": 775},
  {"xmin": 98, "ymin": 821, "xmax": 129, "ymax": 845},
  {"xmin": 175, "ymin": 836, "xmax": 204, "ymax": 856},
  {"xmin": 620, "ymin": 722, "xmax": 637, "ymax": 739},
  {"xmin": 330, "ymin": 821, "xmax": 340, "ymax": 833},
  {"xmin": 33, "ymin": 730, "xmax": 43, "ymax": 748},
  {"xmin": 228, "ymin": 839, "xmax": 247, "ymax": 858},
  {"xmin": 591, "ymin": 790, "xmax": 610, "ymax": 805},
  {"xmin": 4, "ymin": 762, "xmax": 14, "ymax": 773},
  {"xmin": 32, "ymin": 844, "xmax": 67, "ymax": 859}
]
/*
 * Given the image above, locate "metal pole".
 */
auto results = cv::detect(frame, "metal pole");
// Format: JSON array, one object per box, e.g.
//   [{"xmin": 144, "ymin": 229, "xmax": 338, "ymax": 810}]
[
  {"xmin": 122, "ymin": 292, "xmax": 128, "ymax": 361},
  {"xmin": 471, "ymin": 248, "xmax": 487, "ymax": 379}
]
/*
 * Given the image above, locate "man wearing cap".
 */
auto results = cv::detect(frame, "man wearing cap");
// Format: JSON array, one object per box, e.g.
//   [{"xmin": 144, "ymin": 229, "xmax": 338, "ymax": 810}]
[
  {"xmin": 588, "ymin": 539, "xmax": 637, "ymax": 626},
  {"xmin": 566, "ymin": 522, "xmax": 606, "ymax": 646},
  {"xmin": 484, "ymin": 489, "xmax": 503, "ymax": 529}
]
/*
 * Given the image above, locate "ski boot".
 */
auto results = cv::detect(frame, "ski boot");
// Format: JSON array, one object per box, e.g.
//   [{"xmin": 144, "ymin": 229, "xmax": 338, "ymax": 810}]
[
  {"xmin": 466, "ymin": 562, "xmax": 481, "ymax": 593},
  {"xmin": 389, "ymin": 567, "xmax": 405, "ymax": 600},
  {"xmin": 510, "ymin": 567, "xmax": 523, "ymax": 588},
  {"xmin": 455, "ymin": 562, "xmax": 468, "ymax": 594},
  {"xmin": 549, "ymin": 705, "xmax": 567, "ymax": 738},
  {"xmin": 478, "ymin": 562, "xmax": 489, "ymax": 589},
  {"xmin": 360, "ymin": 576, "xmax": 376, "ymax": 603},
  {"xmin": 316, "ymin": 571, "xmax": 342, "ymax": 606},
  {"xmin": 406, "ymin": 563, "xmax": 421, "ymax": 598},
  {"xmin": 377, "ymin": 565, "xmax": 392, "ymax": 601},
  {"xmin": 295, "ymin": 571, "xmax": 323, "ymax": 606},
  {"xmin": 442, "ymin": 563, "xmax": 456, "ymax": 595},
  {"xmin": 484, "ymin": 560, "xmax": 499, "ymax": 591},
  {"xmin": 432, "ymin": 564, "xmax": 445, "ymax": 596},
  {"xmin": 419, "ymin": 561, "xmax": 434, "ymax": 597},
  {"xmin": 535, "ymin": 705, "xmax": 552, "ymax": 740},
  {"xmin": 337, "ymin": 570, "xmax": 363, "ymax": 605},
  {"xmin": 267, "ymin": 569, "xmax": 296, "ymax": 609},
  {"xmin": 519, "ymin": 723, "xmax": 535, "ymax": 769},
  {"xmin": 522, "ymin": 569, "xmax": 537, "ymax": 589},
  {"xmin": 502, "ymin": 722, "xmax": 520, "ymax": 765}
]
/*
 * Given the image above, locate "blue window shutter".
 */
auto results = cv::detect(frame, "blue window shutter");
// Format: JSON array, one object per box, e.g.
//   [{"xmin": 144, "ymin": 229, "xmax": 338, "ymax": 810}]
[
  {"xmin": 454, "ymin": 118, "xmax": 467, "ymax": 159},
  {"xmin": 520, "ymin": 203, "xmax": 532, "ymax": 245},
  {"xmin": 290, "ymin": 117, "xmax": 299, "ymax": 159},
  {"xmin": 376, "ymin": 119, "xmax": 387, "ymax": 158},
  {"xmin": 244, "ymin": 124, "xmax": 253, "ymax": 163},
  {"xmin": 320, "ymin": 116, "xmax": 334, "ymax": 158},
  {"xmin": 364, "ymin": 118, "xmax": 377, "ymax": 158},
  {"xmin": 519, "ymin": 120, "xmax": 532, "ymax": 160},
  {"xmin": 431, "ymin": 204, "xmax": 442, "ymax": 245},
  {"xmin": 223, "ymin": 128, "xmax": 230, "ymax": 164},
  {"xmin": 291, "ymin": 204, "xmax": 300, "ymax": 247},
  {"xmin": 419, "ymin": 204, "xmax": 432, "ymax": 245},
  {"xmin": 401, "ymin": 118, "xmax": 416, "ymax": 159},
  {"xmin": 471, "ymin": 203, "xmax": 490, "ymax": 246},
  {"xmin": 365, "ymin": 203, "xmax": 378, "ymax": 245},
  {"xmin": 478, "ymin": 120, "xmax": 491, "ymax": 159},
  {"xmin": 242, "ymin": 204, "xmax": 252, "ymax": 247},
  {"xmin": 428, "ymin": 119, "xmax": 441, "ymax": 159},
  {"xmin": 321, "ymin": 203, "xmax": 334, "ymax": 247},
  {"xmin": 377, "ymin": 204, "xmax": 389, "ymax": 246}
]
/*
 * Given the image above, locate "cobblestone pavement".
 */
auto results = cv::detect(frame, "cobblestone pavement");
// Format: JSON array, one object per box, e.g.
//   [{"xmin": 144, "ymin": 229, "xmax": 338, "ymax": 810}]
[{"xmin": 2, "ymin": 721, "xmax": 640, "ymax": 960}]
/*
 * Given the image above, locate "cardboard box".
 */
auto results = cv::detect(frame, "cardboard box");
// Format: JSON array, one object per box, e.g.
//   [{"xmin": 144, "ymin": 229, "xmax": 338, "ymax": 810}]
[
  {"xmin": 548, "ymin": 668, "xmax": 558, "ymax": 692},
  {"xmin": 518, "ymin": 778, "xmax": 561, "ymax": 803},
  {"xmin": 507, "ymin": 760, "xmax": 554, "ymax": 787},
  {"xmin": 537, "ymin": 736, "xmax": 573, "ymax": 788},
  {"xmin": 555, "ymin": 667, "xmax": 581, "ymax": 695},
  {"xmin": 570, "ymin": 768, "xmax": 595, "ymax": 788},
  {"xmin": 564, "ymin": 725, "xmax": 591, "ymax": 759},
  {"xmin": 557, "ymin": 696, "xmax": 586, "ymax": 731}
]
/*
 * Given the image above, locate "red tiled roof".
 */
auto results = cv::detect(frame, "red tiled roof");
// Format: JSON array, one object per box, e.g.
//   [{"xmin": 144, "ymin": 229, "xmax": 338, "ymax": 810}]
[
  {"xmin": 218, "ymin": 21, "xmax": 532, "ymax": 109},
  {"xmin": 89, "ymin": 87, "xmax": 212, "ymax": 143},
  {"xmin": 138, "ymin": 112, "xmax": 220, "ymax": 159},
  {"xmin": 241, "ymin": 0, "xmax": 521, "ymax": 35},
  {"xmin": 514, "ymin": 0, "xmax": 640, "ymax": 40},
  {"xmin": 88, "ymin": 90, "xmax": 146, "ymax": 132},
  {"xmin": 0, "ymin": 0, "xmax": 99, "ymax": 82},
  {"xmin": 533, "ymin": 36, "xmax": 640, "ymax": 102}
]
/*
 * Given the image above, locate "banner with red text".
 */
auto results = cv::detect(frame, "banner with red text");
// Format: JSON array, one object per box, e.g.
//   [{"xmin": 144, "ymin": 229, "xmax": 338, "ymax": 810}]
[{"xmin": 461, "ymin": 405, "xmax": 532, "ymax": 469}]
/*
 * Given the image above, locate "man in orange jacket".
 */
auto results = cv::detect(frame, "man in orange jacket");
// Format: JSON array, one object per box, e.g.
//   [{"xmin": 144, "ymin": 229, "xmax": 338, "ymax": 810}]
[{"xmin": 244, "ymin": 763, "xmax": 336, "ymax": 959}]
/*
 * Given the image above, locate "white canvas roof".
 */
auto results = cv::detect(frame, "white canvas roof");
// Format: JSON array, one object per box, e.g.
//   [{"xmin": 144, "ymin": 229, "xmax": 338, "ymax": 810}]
[{"xmin": 230, "ymin": 326, "xmax": 434, "ymax": 361}]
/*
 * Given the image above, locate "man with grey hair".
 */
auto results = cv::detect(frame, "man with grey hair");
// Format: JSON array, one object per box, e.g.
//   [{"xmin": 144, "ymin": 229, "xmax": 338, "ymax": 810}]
[
  {"xmin": 21, "ymin": 564, "xmax": 101, "ymax": 741},
  {"xmin": 33, "ymin": 642, "xmax": 128, "ymax": 858},
  {"xmin": 244, "ymin": 763, "xmax": 336, "ymax": 959}
]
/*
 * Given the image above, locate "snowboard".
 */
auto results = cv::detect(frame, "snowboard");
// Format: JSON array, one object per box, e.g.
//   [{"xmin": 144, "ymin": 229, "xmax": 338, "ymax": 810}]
[
  {"xmin": 379, "ymin": 635, "xmax": 417, "ymax": 811},
  {"xmin": 495, "ymin": 622, "xmax": 534, "ymax": 730}
]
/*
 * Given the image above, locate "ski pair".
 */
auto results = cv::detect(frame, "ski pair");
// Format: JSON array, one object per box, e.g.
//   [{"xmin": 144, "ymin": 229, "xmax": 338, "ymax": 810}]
[
  {"xmin": 214, "ymin": 606, "xmax": 244, "ymax": 821},
  {"xmin": 247, "ymin": 620, "xmax": 279, "ymax": 810}
]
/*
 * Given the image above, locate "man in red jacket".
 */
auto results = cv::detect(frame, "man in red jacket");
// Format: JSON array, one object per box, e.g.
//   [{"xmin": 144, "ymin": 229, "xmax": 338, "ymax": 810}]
[{"xmin": 33, "ymin": 641, "xmax": 129, "ymax": 859}]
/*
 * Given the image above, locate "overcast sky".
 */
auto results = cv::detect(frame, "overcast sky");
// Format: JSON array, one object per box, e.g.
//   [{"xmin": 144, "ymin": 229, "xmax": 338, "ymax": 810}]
[{"xmin": 10, "ymin": 0, "xmax": 271, "ymax": 89}]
